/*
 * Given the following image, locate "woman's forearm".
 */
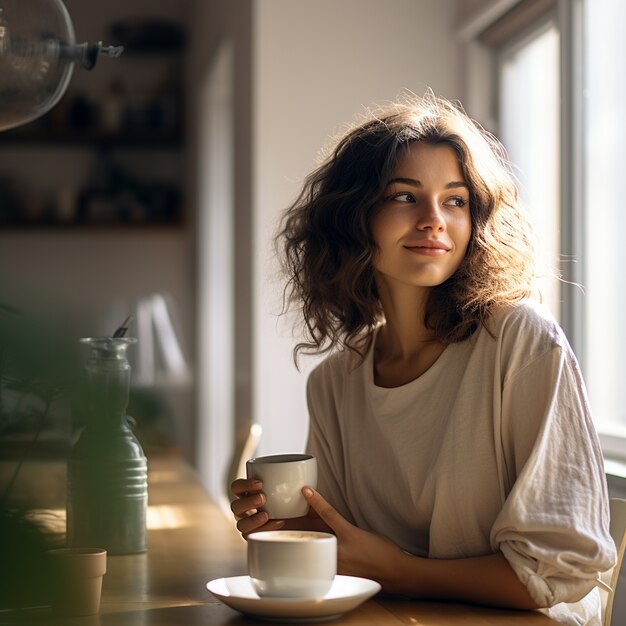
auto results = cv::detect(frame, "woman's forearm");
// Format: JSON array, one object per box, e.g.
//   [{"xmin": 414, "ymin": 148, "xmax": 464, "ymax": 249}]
[
  {"xmin": 300, "ymin": 488, "xmax": 541, "ymax": 610},
  {"xmin": 385, "ymin": 550, "xmax": 541, "ymax": 610}
]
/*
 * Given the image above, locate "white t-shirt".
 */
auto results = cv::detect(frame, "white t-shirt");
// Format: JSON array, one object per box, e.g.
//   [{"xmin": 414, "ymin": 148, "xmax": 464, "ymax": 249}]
[{"xmin": 305, "ymin": 299, "xmax": 616, "ymax": 625}]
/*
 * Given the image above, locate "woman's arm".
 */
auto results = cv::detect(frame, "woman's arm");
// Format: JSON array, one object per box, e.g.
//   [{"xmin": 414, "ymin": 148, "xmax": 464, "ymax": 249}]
[
  {"xmin": 231, "ymin": 479, "xmax": 540, "ymax": 608},
  {"xmin": 302, "ymin": 487, "xmax": 541, "ymax": 610},
  {"xmin": 388, "ymin": 550, "xmax": 540, "ymax": 609}
]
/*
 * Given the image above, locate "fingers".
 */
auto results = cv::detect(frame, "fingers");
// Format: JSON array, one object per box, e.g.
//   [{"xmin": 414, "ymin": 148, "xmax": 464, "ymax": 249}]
[
  {"xmin": 231, "ymin": 492, "xmax": 262, "ymax": 517},
  {"xmin": 230, "ymin": 478, "xmax": 265, "ymax": 519},
  {"xmin": 302, "ymin": 487, "xmax": 349, "ymax": 535},
  {"xmin": 230, "ymin": 477, "xmax": 286, "ymax": 537},
  {"xmin": 231, "ymin": 478, "xmax": 262, "ymax": 497},
  {"xmin": 236, "ymin": 511, "xmax": 286, "ymax": 537}
]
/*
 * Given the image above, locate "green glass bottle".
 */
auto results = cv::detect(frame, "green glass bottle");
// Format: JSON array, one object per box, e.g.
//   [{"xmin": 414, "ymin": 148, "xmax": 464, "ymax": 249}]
[{"xmin": 67, "ymin": 337, "xmax": 147, "ymax": 554}]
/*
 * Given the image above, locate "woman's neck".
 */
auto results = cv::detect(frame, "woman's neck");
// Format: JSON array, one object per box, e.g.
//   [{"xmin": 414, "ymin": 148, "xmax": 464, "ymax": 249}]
[
  {"xmin": 373, "ymin": 279, "xmax": 446, "ymax": 387},
  {"xmin": 375, "ymin": 280, "xmax": 433, "ymax": 359}
]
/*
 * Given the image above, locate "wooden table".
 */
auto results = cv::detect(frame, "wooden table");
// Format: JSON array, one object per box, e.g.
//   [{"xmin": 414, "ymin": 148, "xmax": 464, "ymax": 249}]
[{"xmin": 0, "ymin": 457, "xmax": 558, "ymax": 625}]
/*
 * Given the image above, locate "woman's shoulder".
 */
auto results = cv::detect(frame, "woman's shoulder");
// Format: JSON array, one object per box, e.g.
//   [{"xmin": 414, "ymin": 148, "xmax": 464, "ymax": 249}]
[
  {"xmin": 308, "ymin": 351, "xmax": 343, "ymax": 388},
  {"xmin": 309, "ymin": 347, "xmax": 363, "ymax": 383},
  {"xmin": 308, "ymin": 335, "xmax": 373, "ymax": 389},
  {"xmin": 306, "ymin": 343, "xmax": 370, "ymax": 417},
  {"xmin": 485, "ymin": 298, "xmax": 572, "ymax": 365},
  {"xmin": 490, "ymin": 298, "xmax": 562, "ymax": 337}
]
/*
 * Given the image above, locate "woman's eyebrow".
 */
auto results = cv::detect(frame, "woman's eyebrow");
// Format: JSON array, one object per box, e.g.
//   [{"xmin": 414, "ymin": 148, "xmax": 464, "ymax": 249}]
[
  {"xmin": 386, "ymin": 177, "xmax": 468, "ymax": 189},
  {"xmin": 387, "ymin": 177, "xmax": 421, "ymax": 186}
]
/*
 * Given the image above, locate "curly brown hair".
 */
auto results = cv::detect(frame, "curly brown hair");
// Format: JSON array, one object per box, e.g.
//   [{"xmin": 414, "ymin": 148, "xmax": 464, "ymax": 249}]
[{"xmin": 277, "ymin": 93, "xmax": 536, "ymax": 361}]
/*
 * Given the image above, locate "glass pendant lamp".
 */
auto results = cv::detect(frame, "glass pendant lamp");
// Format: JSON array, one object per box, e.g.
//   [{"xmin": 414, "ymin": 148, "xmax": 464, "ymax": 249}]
[{"xmin": 0, "ymin": 0, "xmax": 122, "ymax": 132}]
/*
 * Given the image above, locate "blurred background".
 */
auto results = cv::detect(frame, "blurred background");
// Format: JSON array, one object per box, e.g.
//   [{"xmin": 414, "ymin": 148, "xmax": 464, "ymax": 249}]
[{"xmin": 0, "ymin": 0, "xmax": 624, "ymax": 520}]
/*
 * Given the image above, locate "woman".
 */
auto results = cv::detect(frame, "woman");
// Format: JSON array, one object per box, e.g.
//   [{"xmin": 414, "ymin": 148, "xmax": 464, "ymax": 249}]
[{"xmin": 230, "ymin": 94, "xmax": 615, "ymax": 624}]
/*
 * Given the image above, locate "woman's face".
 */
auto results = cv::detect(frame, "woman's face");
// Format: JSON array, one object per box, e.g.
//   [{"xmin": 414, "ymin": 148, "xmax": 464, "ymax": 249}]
[{"xmin": 371, "ymin": 142, "xmax": 472, "ymax": 293}]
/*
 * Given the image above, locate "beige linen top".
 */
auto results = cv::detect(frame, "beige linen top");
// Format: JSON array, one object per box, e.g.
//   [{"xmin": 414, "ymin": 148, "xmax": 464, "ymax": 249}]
[{"xmin": 305, "ymin": 300, "xmax": 616, "ymax": 625}]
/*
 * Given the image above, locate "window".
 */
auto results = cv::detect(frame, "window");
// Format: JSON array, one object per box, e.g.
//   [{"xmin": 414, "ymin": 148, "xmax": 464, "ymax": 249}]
[
  {"xmin": 464, "ymin": 0, "xmax": 626, "ymax": 455},
  {"xmin": 498, "ymin": 20, "xmax": 561, "ymax": 318},
  {"xmin": 583, "ymin": 0, "xmax": 626, "ymax": 445}
]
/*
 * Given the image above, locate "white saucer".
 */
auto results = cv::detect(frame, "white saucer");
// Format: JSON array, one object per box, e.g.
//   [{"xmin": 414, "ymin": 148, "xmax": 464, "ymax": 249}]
[{"xmin": 206, "ymin": 574, "xmax": 381, "ymax": 622}]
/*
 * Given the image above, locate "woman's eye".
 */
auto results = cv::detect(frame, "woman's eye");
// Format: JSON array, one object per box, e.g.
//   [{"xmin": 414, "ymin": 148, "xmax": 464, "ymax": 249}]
[
  {"xmin": 389, "ymin": 192, "xmax": 415, "ymax": 203},
  {"xmin": 445, "ymin": 197, "xmax": 468, "ymax": 208}
]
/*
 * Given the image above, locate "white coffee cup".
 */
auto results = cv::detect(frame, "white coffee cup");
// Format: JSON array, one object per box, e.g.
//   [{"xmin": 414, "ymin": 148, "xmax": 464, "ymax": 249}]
[
  {"xmin": 248, "ymin": 530, "xmax": 337, "ymax": 598},
  {"xmin": 246, "ymin": 453, "xmax": 317, "ymax": 519}
]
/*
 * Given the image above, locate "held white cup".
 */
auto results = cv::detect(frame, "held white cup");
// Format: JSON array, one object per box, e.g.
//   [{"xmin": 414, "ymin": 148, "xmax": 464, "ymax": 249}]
[
  {"xmin": 246, "ymin": 453, "xmax": 317, "ymax": 519},
  {"xmin": 248, "ymin": 530, "xmax": 337, "ymax": 598}
]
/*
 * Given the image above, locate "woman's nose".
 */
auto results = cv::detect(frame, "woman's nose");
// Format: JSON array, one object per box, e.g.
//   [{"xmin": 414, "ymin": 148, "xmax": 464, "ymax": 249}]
[{"xmin": 415, "ymin": 200, "xmax": 445, "ymax": 231}]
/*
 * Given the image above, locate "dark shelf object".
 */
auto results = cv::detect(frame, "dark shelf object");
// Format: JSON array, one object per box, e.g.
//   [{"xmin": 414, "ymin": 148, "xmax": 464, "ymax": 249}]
[
  {"xmin": 0, "ymin": 220, "xmax": 183, "ymax": 231},
  {"xmin": 0, "ymin": 127, "xmax": 183, "ymax": 149},
  {"xmin": 109, "ymin": 18, "xmax": 186, "ymax": 53},
  {"xmin": 0, "ymin": 16, "xmax": 186, "ymax": 231}
]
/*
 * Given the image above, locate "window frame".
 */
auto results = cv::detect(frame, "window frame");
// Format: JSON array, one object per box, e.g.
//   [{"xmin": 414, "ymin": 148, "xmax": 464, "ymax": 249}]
[
  {"xmin": 495, "ymin": 12, "xmax": 561, "ymax": 320},
  {"xmin": 461, "ymin": 0, "xmax": 626, "ymax": 460}
]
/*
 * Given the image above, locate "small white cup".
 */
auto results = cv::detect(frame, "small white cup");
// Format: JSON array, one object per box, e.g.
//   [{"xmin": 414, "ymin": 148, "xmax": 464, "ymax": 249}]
[
  {"xmin": 246, "ymin": 453, "xmax": 317, "ymax": 519},
  {"xmin": 248, "ymin": 530, "xmax": 337, "ymax": 598},
  {"xmin": 48, "ymin": 548, "xmax": 107, "ymax": 616}
]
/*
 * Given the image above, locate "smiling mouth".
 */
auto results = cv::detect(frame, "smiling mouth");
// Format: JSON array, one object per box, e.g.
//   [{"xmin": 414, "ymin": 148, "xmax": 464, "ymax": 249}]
[{"xmin": 404, "ymin": 242, "xmax": 450, "ymax": 255}]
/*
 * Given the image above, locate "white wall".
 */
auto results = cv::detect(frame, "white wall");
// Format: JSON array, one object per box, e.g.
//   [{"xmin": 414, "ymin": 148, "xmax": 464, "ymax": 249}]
[
  {"xmin": 187, "ymin": 0, "xmax": 253, "ymax": 501},
  {"xmin": 252, "ymin": 0, "xmax": 463, "ymax": 455}
]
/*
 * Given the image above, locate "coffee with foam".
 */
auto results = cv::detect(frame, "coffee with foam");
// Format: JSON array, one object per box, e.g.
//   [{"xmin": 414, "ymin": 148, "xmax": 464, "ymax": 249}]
[{"xmin": 247, "ymin": 530, "xmax": 337, "ymax": 598}]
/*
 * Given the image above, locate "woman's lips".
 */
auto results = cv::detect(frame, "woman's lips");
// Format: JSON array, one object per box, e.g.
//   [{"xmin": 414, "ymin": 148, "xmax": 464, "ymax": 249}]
[{"xmin": 404, "ymin": 240, "xmax": 450, "ymax": 256}]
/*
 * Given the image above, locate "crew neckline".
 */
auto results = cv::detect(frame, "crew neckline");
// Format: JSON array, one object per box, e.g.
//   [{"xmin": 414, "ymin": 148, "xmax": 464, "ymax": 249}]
[{"xmin": 366, "ymin": 325, "xmax": 455, "ymax": 391}]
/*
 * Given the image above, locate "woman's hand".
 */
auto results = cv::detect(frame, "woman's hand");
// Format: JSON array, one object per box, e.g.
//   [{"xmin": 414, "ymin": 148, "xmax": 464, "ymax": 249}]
[
  {"xmin": 302, "ymin": 487, "xmax": 539, "ymax": 608},
  {"xmin": 302, "ymin": 487, "xmax": 408, "ymax": 590},
  {"xmin": 230, "ymin": 479, "xmax": 335, "ymax": 539},
  {"xmin": 230, "ymin": 478, "xmax": 286, "ymax": 537}
]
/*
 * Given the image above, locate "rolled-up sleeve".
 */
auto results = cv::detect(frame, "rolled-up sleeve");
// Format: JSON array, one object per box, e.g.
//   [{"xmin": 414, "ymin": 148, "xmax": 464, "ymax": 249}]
[{"xmin": 490, "ymin": 346, "xmax": 616, "ymax": 607}]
